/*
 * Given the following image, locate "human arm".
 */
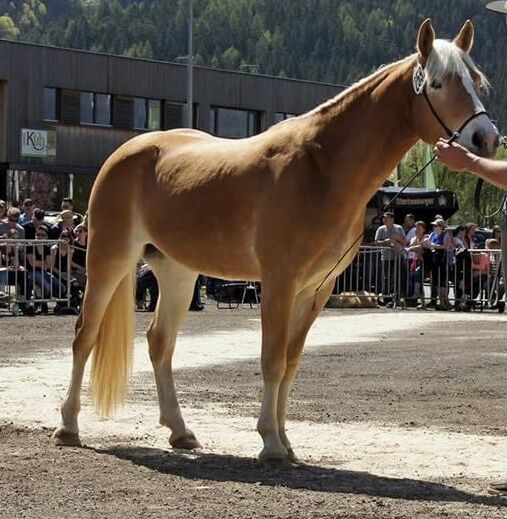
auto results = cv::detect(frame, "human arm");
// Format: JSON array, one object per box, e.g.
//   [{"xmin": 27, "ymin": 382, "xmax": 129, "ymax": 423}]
[
  {"xmin": 435, "ymin": 139, "xmax": 507, "ymax": 190},
  {"xmin": 374, "ymin": 227, "xmax": 392, "ymax": 246}
]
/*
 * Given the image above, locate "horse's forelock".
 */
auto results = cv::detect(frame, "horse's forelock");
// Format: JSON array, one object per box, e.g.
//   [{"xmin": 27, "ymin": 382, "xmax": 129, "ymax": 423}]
[{"xmin": 426, "ymin": 39, "xmax": 490, "ymax": 92}]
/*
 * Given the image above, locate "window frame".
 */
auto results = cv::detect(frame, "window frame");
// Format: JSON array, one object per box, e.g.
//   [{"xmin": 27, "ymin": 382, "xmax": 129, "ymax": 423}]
[
  {"xmin": 209, "ymin": 106, "xmax": 261, "ymax": 138},
  {"xmin": 43, "ymin": 87, "xmax": 60, "ymax": 122},
  {"xmin": 133, "ymin": 97, "xmax": 162, "ymax": 131},
  {"xmin": 80, "ymin": 91, "xmax": 112, "ymax": 126}
]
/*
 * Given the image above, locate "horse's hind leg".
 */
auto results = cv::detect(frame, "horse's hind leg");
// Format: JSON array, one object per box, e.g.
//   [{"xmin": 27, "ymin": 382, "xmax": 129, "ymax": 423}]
[
  {"xmin": 53, "ymin": 253, "xmax": 139, "ymax": 446},
  {"xmin": 145, "ymin": 252, "xmax": 200, "ymax": 449}
]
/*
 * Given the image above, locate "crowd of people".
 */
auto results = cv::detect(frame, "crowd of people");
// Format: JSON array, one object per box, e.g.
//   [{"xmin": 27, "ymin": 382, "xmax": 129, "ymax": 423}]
[
  {"xmin": 0, "ymin": 197, "xmax": 87, "ymax": 315},
  {"xmin": 1, "ymin": 196, "xmax": 207, "ymax": 314},
  {"xmin": 362, "ymin": 211, "xmax": 504, "ymax": 311}
]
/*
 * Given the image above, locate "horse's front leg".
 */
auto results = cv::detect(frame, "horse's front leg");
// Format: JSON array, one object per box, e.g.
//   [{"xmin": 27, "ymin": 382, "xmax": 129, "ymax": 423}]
[
  {"xmin": 277, "ymin": 279, "xmax": 335, "ymax": 463},
  {"xmin": 257, "ymin": 279, "xmax": 296, "ymax": 469}
]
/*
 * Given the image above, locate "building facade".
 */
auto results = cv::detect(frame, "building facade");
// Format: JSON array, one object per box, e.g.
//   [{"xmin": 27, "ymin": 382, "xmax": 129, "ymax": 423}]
[{"xmin": 0, "ymin": 39, "xmax": 344, "ymax": 212}]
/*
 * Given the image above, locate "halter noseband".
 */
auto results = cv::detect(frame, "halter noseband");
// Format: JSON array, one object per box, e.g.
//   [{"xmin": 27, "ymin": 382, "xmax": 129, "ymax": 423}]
[{"xmin": 413, "ymin": 62, "xmax": 490, "ymax": 139}]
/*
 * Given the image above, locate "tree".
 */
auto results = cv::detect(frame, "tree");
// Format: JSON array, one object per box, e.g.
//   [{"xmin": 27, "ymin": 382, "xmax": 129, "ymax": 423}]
[{"xmin": 0, "ymin": 15, "xmax": 19, "ymax": 39}]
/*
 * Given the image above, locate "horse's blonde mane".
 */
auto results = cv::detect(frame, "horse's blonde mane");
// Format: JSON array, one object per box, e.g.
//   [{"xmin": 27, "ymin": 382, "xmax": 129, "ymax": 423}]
[
  {"xmin": 296, "ymin": 38, "xmax": 489, "ymax": 121},
  {"xmin": 426, "ymin": 39, "xmax": 490, "ymax": 91}
]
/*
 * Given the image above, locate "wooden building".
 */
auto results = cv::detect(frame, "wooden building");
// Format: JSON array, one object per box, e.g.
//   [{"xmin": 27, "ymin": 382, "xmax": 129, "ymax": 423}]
[{"xmin": 0, "ymin": 39, "xmax": 344, "ymax": 212}]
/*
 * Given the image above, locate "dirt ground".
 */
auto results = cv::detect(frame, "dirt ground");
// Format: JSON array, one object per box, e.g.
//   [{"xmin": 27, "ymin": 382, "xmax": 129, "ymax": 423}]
[{"xmin": 0, "ymin": 304, "xmax": 506, "ymax": 518}]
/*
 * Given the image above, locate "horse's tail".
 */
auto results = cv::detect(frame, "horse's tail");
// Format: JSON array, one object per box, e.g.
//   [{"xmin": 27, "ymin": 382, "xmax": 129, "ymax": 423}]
[{"xmin": 90, "ymin": 272, "xmax": 135, "ymax": 416}]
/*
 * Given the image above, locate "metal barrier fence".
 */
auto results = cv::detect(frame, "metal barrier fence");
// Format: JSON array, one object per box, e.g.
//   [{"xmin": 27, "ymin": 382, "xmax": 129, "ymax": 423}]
[
  {"xmin": 2, "ymin": 241, "xmax": 503, "ymax": 315},
  {"xmin": 335, "ymin": 245, "xmax": 504, "ymax": 312},
  {"xmin": 0, "ymin": 239, "xmax": 73, "ymax": 315}
]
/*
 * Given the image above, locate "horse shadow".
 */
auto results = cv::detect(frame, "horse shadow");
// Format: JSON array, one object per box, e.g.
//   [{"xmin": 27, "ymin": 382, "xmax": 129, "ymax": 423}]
[{"xmin": 94, "ymin": 445, "xmax": 506, "ymax": 507}]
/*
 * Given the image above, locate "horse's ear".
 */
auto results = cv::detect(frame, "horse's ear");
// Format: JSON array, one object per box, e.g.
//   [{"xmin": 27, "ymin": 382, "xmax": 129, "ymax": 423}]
[
  {"xmin": 416, "ymin": 18, "xmax": 435, "ymax": 63},
  {"xmin": 454, "ymin": 20, "xmax": 474, "ymax": 53}
]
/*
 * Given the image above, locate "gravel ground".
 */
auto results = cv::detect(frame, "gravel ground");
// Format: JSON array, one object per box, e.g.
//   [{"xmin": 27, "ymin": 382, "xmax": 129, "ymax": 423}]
[{"xmin": 0, "ymin": 304, "xmax": 506, "ymax": 518}]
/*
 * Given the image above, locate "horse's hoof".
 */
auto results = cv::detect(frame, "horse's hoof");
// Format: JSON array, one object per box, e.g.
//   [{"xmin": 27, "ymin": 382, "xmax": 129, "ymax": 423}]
[
  {"xmin": 170, "ymin": 432, "xmax": 202, "ymax": 450},
  {"xmin": 258, "ymin": 449, "xmax": 292, "ymax": 470},
  {"xmin": 52, "ymin": 428, "xmax": 82, "ymax": 447},
  {"xmin": 287, "ymin": 448, "xmax": 300, "ymax": 464}
]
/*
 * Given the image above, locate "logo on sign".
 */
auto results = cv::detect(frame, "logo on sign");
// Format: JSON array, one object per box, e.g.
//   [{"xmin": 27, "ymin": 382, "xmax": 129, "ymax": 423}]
[{"xmin": 21, "ymin": 129, "xmax": 56, "ymax": 158}]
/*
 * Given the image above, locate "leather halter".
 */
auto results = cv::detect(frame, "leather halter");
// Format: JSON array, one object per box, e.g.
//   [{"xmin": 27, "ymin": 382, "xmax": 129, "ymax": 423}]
[{"xmin": 419, "ymin": 70, "xmax": 490, "ymax": 139}]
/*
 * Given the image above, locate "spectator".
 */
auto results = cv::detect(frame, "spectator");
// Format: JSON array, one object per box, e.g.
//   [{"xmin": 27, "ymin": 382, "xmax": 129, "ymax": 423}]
[
  {"xmin": 0, "ymin": 200, "xmax": 6, "ymax": 222},
  {"xmin": 405, "ymin": 220, "xmax": 427, "ymax": 307},
  {"xmin": 450, "ymin": 225, "xmax": 471, "ymax": 311},
  {"xmin": 426, "ymin": 218, "xmax": 451, "ymax": 310},
  {"xmin": 485, "ymin": 225, "xmax": 502, "ymax": 249},
  {"xmin": 0, "ymin": 228, "xmax": 34, "ymax": 314},
  {"xmin": 60, "ymin": 197, "xmax": 83, "ymax": 226},
  {"xmin": 136, "ymin": 262, "xmax": 158, "ymax": 311},
  {"xmin": 19, "ymin": 199, "xmax": 35, "ymax": 226},
  {"xmin": 374, "ymin": 211, "xmax": 407, "ymax": 305},
  {"xmin": 51, "ymin": 230, "xmax": 77, "ymax": 314},
  {"xmin": 362, "ymin": 216, "xmax": 383, "ymax": 294},
  {"xmin": 403, "ymin": 213, "xmax": 416, "ymax": 242},
  {"xmin": 0, "ymin": 207, "xmax": 25, "ymax": 239},
  {"xmin": 23, "ymin": 208, "xmax": 58, "ymax": 240},
  {"xmin": 71, "ymin": 224, "xmax": 87, "ymax": 290},
  {"xmin": 56, "ymin": 209, "xmax": 76, "ymax": 236},
  {"xmin": 484, "ymin": 238, "xmax": 505, "ymax": 310},
  {"xmin": 363, "ymin": 216, "xmax": 383, "ymax": 245},
  {"xmin": 464, "ymin": 222, "xmax": 478, "ymax": 250},
  {"xmin": 26, "ymin": 225, "xmax": 64, "ymax": 314},
  {"xmin": 190, "ymin": 275, "xmax": 205, "ymax": 311}
]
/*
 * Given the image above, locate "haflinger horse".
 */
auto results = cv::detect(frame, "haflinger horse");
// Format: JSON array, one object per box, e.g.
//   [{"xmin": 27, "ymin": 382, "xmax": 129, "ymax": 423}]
[{"xmin": 53, "ymin": 19, "xmax": 499, "ymax": 468}]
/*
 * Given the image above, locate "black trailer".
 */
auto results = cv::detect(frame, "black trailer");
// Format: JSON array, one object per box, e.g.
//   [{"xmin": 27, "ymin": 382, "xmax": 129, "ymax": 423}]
[{"xmin": 367, "ymin": 186, "xmax": 459, "ymax": 225}]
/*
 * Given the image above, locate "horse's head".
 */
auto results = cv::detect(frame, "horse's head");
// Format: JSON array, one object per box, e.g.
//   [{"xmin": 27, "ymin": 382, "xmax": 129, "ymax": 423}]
[{"xmin": 411, "ymin": 19, "xmax": 499, "ymax": 157}]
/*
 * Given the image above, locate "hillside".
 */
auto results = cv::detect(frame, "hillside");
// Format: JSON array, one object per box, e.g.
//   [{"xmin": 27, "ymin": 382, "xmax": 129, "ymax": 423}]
[{"xmin": 0, "ymin": 1, "xmax": 505, "ymax": 120}]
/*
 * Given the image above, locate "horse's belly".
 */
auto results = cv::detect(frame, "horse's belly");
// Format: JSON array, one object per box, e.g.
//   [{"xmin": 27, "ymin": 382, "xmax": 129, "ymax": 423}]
[{"xmin": 150, "ymin": 226, "xmax": 261, "ymax": 281}]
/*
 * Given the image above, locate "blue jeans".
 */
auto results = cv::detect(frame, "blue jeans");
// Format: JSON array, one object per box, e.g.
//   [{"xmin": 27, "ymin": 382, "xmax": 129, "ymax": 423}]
[{"xmin": 30, "ymin": 270, "xmax": 66, "ymax": 299}]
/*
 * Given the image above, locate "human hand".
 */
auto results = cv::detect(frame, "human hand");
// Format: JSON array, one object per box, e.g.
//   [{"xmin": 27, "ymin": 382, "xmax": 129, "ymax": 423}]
[{"xmin": 434, "ymin": 139, "xmax": 477, "ymax": 172}]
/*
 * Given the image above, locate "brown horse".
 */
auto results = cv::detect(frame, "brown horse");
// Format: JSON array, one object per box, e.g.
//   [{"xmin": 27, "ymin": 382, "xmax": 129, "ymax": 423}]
[{"xmin": 53, "ymin": 19, "xmax": 499, "ymax": 468}]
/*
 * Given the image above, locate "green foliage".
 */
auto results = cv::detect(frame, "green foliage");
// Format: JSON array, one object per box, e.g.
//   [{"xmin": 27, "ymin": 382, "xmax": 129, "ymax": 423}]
[{"xmin": 0, "ymin": 14, "xmax": 19, "ymax": 38}]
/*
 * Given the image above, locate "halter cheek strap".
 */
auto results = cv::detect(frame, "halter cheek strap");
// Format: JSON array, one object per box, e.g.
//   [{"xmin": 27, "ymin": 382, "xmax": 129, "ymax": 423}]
[{"xmin": 413, "ymin": 62, "xmax": 491, "ymax": 138}]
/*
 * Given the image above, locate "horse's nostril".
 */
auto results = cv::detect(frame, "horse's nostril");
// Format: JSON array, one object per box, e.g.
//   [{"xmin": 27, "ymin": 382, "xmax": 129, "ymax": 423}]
[{"xmin": 472, "ymin": 132, "xmax": 484, "ymax": 150}]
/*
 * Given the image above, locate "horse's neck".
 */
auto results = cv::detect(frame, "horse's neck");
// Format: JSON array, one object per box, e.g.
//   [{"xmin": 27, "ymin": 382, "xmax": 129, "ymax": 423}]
[{"xmin": 310, "ymin": 58, "xmax": 419, "ymax": 203}]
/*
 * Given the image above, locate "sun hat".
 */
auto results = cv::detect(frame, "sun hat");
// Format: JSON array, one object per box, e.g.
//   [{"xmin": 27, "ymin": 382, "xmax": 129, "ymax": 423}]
[
  {"xmin": 431, "ymin": 218, "xmax": 447, "ymax": 228},
  {"xmin": 486, "ymin": 1, "xmax": 507, "ymax": 15},
  {"xmin": 57, "ymin": 209, "xmax": 74, "ymax": 222}
]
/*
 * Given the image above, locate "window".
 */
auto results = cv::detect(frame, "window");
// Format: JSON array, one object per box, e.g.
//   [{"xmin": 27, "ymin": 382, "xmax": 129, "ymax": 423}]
[
  {"xmin": 210, "ymin": 107, "xmax": 260, "ymax": 138},
  {"xmin": 274, "ymin": 112, "xmax": 297, "ymax": 124},
  {"xmin": 134, "ymin": 98, "xmax": 161, "ymax": 130},
  {"xmin": 43, "ymin": 87, "xmax": 59, "ymax": 121},
  {"xmin": 80, "ymin": 92, "xmax": 111, "ymax": 125}
]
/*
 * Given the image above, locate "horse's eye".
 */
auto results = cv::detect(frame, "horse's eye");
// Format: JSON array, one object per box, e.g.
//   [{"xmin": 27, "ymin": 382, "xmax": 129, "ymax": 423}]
[{"xmin": 430, "ymin": 80, "xmax": 442, "ymax": 89}]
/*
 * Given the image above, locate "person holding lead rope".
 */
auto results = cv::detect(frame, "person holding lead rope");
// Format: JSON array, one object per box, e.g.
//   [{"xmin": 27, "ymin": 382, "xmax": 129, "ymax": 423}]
[{"xmin": 435, "ymin": 0, "xmax": 507, "ymax": 495}]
